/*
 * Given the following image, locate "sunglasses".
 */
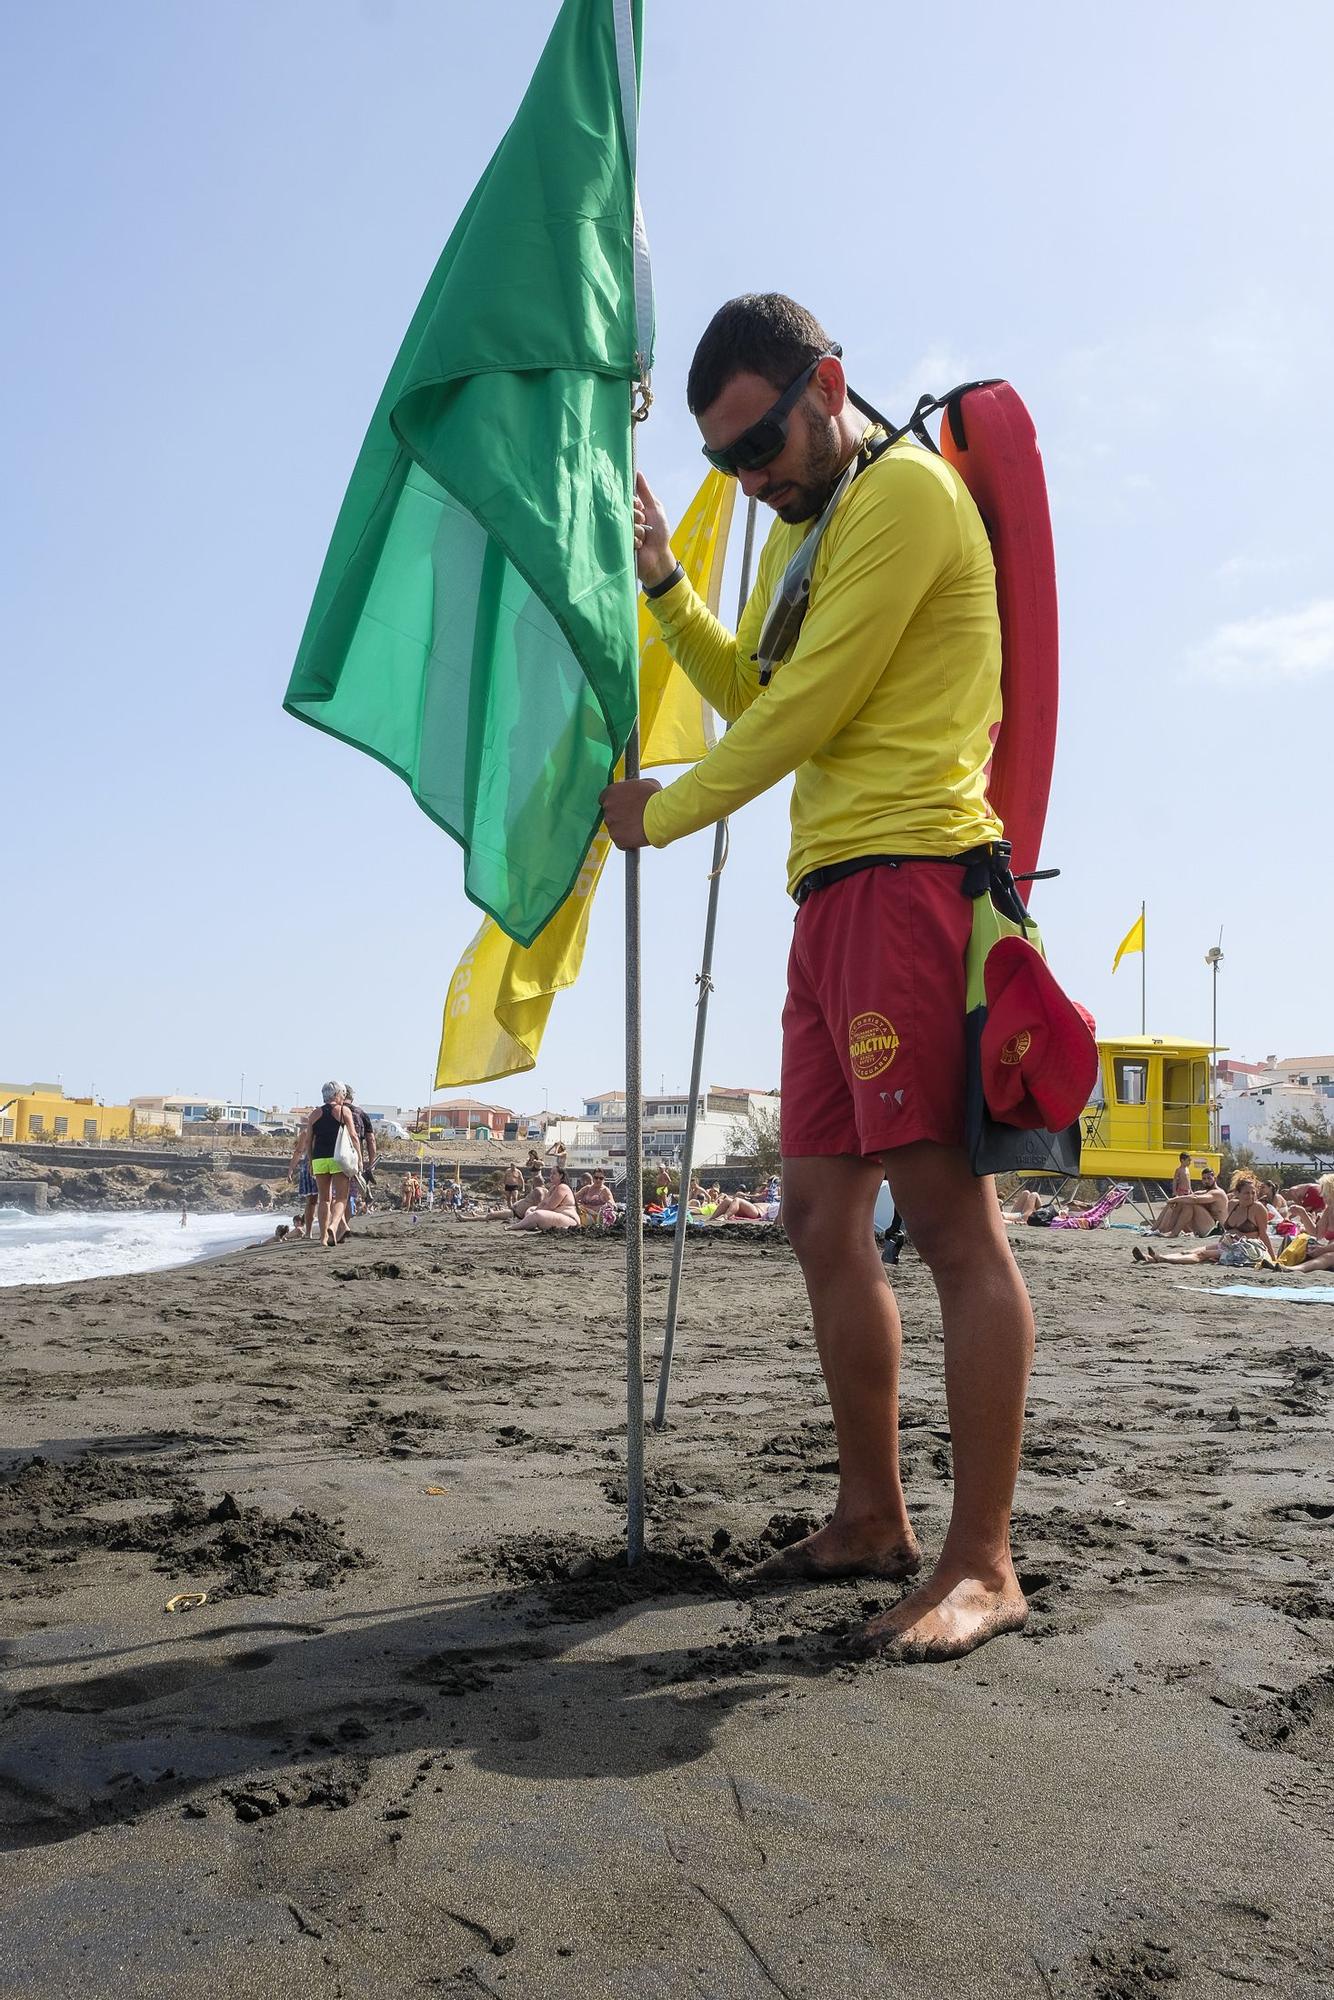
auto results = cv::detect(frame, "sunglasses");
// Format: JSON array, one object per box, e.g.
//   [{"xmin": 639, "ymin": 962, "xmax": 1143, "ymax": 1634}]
[{"xmin": 701, "ymin": 346, "xmax": 842, "ymax": 476}]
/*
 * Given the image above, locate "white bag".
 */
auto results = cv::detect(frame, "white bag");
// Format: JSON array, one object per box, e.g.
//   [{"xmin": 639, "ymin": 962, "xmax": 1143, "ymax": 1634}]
[{"xmin": 333, "ymin": 1121, "xmax": 362, "ymax": 1183}]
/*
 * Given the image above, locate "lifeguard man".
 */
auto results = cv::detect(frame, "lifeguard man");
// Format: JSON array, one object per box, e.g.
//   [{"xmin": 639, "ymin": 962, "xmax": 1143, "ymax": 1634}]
[{"xmin": 602, "ymin": 294, "xmax": 1034, "ymax": 1663}]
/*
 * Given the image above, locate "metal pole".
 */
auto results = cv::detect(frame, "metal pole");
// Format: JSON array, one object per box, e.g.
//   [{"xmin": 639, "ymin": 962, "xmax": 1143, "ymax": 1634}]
[
  {"xmin": 653, "ymin": 497, "xmax": 757, "ymax": 1429},
  {"xmin": 1211, "ymin": 961, "xmax": 1218, "ymax": 1149},
  {"xmin": 1140, "ymin": 899, "xmax": 1146, "ymax": 1036},
  {"xmin": 1205, "ymin": 937, "xmax": 1223, "ymax": 1151},
  {"xmin": 624, "ymin": 713, "xmax": 646, "ymax": 1565}
]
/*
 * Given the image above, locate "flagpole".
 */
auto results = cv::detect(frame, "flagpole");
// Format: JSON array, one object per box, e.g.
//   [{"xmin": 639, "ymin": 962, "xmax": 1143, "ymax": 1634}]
[
  {"xmin": 623, "ymin": 712, "xmax": 646, "ymax": 1565},
  {"xmin": 1140, "ymin": 898, "xmax": 1146, "ymax": 1035},
  {"xmin": 654, "ymin": 496, "xmax": 757, "ymax": 1430},
  {"xmin": 623, "ymin": 365, "xmax": 651, "ymax": 1567},
  {"xmin": 614, "ymin": 0, "xmax": 653, "ymax": 1567}
]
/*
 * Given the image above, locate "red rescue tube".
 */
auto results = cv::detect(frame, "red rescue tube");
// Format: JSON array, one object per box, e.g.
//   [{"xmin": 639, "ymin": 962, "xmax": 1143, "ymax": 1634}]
[{"xmin": 939, "ymin": 382, "xmax": 1058, "ymax": 901}]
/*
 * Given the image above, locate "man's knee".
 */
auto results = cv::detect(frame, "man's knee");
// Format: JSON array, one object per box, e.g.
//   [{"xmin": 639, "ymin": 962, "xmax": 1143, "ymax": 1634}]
[
  {"xmin": 781, "ymin": 1184, "xmax": 826, "ymax": 1262},
  {"xmin": 901, "ymin": 1208, "xmax": 968, "ymax": 1275},
  {"xmin": 782, "ymin": 1185, "xmax": 872, "ymax": 1274},
  {"xmin": 896, "ymin": 1183, "xmax": 1008, "ymax": 1279}
]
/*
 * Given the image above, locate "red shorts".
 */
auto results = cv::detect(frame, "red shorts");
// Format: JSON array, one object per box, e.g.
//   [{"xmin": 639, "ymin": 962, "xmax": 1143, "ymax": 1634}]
[{"xmin": 781, "ymin": 863, "xmax": 973, "ymax": 1158}]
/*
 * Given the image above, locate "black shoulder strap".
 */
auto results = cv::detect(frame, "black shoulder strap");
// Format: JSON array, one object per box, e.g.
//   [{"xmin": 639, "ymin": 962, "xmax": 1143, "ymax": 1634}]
[{"xmin": 848, "ymin": 378, "xmax": 1005, "ymax": 460}]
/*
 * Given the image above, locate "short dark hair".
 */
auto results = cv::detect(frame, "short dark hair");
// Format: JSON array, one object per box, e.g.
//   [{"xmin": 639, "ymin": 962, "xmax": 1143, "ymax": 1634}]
[{"xmin": 687, "ymin": 293, "xmax": 836, "ymax": 415}]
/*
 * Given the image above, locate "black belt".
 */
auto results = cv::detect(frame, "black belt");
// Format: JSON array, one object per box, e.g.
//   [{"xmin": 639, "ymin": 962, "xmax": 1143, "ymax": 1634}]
[
  {"xmin": 792, "ymin": 843, "xmax": 1059, "ymax": 913},
  {"xmin": 792, "ymin": 846, "xmax": 997, "ymax": 906}
]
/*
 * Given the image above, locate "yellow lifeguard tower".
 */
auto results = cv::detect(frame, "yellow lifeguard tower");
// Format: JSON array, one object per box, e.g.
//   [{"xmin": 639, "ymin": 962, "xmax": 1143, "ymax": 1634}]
[{"xmin": 1078, "ymin": 1036, "xmax": 1220, "ymax": 1186}]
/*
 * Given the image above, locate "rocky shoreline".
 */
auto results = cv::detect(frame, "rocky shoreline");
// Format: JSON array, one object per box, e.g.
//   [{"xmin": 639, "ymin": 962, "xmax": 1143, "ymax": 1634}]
[{"xmin": 0, "ymin": 1151, "xmax": 288, "ymax": 1215}]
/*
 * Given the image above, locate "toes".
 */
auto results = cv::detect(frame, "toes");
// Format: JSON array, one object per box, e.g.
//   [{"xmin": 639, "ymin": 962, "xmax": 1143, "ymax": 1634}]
[{"xmin": 855, "ymin": 1595, "xmax": 1029, "ymax": 1664}]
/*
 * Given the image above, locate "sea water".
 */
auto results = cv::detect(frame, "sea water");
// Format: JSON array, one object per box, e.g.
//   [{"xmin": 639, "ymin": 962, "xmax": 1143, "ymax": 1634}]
[{"xmin": 0, "ymin": 1208, "xmax": 269, "ymax": 1289}]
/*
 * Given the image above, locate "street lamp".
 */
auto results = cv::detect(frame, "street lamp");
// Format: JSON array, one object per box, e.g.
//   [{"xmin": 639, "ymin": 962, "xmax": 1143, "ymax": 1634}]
[{"xmin": 1204, "ymin": 933, "xmax": 1224, "ymax": 1150}]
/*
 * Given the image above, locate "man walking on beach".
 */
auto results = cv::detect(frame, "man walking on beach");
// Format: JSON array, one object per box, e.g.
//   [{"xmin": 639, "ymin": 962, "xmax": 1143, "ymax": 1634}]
[
  {"xmin": 344, "ymin": 1086, "xmax": 376, "ymax": 1222},
  {"xmin": 601, "ymin": 294, "xmax": 1034, "ymax": 1663}
]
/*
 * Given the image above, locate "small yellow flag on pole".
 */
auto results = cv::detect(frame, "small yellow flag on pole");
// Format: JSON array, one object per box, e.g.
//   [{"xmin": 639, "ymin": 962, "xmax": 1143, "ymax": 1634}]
[
  {"xmin": 1112, "ymin": 910, "xmax": 1145, "ymax": 972},
  {"xmin": 435, "ymin": 472, "xmax": 736, "ymax": 1090}
]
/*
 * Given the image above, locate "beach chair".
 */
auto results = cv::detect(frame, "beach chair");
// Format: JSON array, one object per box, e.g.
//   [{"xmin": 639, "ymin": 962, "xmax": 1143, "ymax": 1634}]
[{"xmin": 1049, "ymin": 1183, "xmax": 1132, "ymax": 1230}]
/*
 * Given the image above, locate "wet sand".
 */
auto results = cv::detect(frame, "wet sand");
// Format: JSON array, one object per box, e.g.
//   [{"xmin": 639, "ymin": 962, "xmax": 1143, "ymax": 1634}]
[{"xmin": 2, "ymin": 1216, "xmax": 1332, "ymax": 1997}]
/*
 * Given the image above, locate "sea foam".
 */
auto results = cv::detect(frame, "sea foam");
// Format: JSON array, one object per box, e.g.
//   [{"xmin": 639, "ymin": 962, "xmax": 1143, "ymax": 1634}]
[{"xmin": 0, "ymin": 1207, "xmax": 271, "ymax": 1288}]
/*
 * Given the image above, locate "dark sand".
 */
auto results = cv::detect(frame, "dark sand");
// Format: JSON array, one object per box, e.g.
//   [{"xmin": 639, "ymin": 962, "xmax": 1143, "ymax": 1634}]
[{"xmin": 2, "ymin": 1216, "xmax": 1332, "ymax": 1997}]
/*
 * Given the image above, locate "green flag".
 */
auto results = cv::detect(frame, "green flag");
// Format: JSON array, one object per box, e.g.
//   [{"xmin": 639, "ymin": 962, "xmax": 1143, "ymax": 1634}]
[{"xmin": 284, "ymin": 0, "xmax": 652, "ymax": 946}]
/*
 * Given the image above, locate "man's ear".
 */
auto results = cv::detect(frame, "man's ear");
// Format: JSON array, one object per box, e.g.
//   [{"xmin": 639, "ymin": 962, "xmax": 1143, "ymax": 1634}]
[{"xmin": 812, "ymin": 354, "xmax": 847, "ymax": 415}]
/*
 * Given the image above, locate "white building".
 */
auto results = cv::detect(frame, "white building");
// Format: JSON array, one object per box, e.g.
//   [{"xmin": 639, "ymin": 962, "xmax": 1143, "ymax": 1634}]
[
  {"xmin": 130, "ymin": 1094, "xmax": 265, "ymax": 1135},
  {"xmin": 1266, "ymin": 1055, "xmax": 1334, "ymax": 1094},
  {"xmin": 1218, "ymin": 1081, "xmax": 1334, "ymax": 1161},
  {"xmin": 566, "ymin": 1085, "xmax": 781, "ymax": 1174}
]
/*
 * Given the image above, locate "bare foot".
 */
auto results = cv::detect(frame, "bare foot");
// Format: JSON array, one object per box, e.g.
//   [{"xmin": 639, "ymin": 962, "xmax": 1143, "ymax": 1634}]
[
  {"xmin": 748, "ymin": 1520, "xmax": 921, "ymax": 1585},
  {"xmin": 856, "ymin": 1565, "xmax": 1028, "ymax": 1663}
]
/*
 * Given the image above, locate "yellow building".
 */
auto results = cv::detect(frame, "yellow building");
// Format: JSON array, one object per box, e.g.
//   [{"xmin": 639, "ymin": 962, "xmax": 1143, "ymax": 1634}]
[
  {"xmin": 1078, "ymin": 1037, "xmax": 1220, "ymax": 1183},
  {"xmin": 0, "ymin": 1084, "xmax": 134, "ymax": 1144}
]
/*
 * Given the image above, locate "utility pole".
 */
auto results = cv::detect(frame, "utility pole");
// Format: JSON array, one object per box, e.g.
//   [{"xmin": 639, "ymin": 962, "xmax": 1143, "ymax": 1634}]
[{"xmin": 1205, "ymin": 934, "xmax": 1224, "ymax": 1149}]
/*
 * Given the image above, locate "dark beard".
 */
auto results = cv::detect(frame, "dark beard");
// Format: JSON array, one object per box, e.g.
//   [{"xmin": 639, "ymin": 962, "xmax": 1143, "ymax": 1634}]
[{"xmin": 762, "ymin": 412, "xmax": 844, "ymax": 523}]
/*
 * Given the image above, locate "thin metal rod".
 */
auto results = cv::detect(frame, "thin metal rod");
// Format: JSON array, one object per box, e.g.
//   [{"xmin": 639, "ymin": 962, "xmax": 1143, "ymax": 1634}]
[
  {"xmin": 652, "ymin": 496, "xmax": 758, "ymax": 1429},
  {"xmin": 1207, "ymin": 936, "xmax": 1223, "ymax": 1152},
  {"xmin": 623, "ymin": 716, "xmax": 646, "ymax": 1565},
  {"xmin": 1140, "ymin": 899, "xmax": 1146, "ymax": 1036}
]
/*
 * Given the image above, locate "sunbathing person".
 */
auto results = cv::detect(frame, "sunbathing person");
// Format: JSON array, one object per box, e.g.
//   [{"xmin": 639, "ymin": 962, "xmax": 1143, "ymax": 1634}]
[
  {"xmin": 1049, "ymin": 1184, "xmax": 1133, "ymax": 1230},
  {"xmin": 576, "ymin": 1169, "xmax": 616, "ymax": 1228},
  {"xmin": 1315, "ymin": 1174, "xmax": 1334, "ymax": 1239},
  {"xmin": 1000, "ymin": 1190, "xmax": 1043, "ymax": 1222},
  {"xmin": 709, "ymin": 1179, "xmax": 783, "ymax": 1224},
  {"xmin": 1000, "ymin": 1189, "xmax": 1111, "ymax": 1227},
  {"xmin": 1285, "ymin": 1236, "xmax": 1334, "ymax": 1274},
  {"xmin": 1281, "ymin": 1173, "xmax": 1334, "ymax": 1241},
  {"xmin": 1151, "ymin": 1167, "xmax": 1228, "ymax": 1238},
  {"xmin": 709, "ymin": 1192, "xmax": 763, "ymax": 1222},
  {"xmin": 1281, "ymin": 1180, "xmax": 1325, "ymax": 1233},
  {"xmin": 1255, "ymin": 1179, "xmax": 1289, "ymax": 1219},
  {"xmin": 478, "ymin": 1172, "xmax": 543, "ymax": 1219},
  {"xmin": 1133, "ymin": 1171, "xmax": 1275, "ymax": 1264},
  {"xmin": 512, "ymin": 1166, "xmax": 580, "ymax": 1232},
  {"xmin": 711, "ymin": 1190, "xmax": 759, "ymax": 1220}
]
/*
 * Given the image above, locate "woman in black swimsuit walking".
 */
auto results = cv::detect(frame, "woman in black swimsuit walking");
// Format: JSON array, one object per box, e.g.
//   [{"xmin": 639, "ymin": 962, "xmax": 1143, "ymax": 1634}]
[{"xmin": 298, "ymin": 1081, "xmax": 362, "ymax": 1248}]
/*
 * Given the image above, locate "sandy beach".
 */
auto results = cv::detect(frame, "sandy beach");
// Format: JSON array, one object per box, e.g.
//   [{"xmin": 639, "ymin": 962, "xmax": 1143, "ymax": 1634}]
[{"xmin": 2, "ymin": 1216, "xmax": 1332, "ymax": 1998}]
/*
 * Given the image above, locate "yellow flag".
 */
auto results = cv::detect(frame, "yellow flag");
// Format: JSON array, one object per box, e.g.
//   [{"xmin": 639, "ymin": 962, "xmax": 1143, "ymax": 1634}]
[
  {"xmin": 1112, "ymin": 911, "xmax": 1145, "ymax": 972},
  {"xmin": 435, "ymin": 474, "xmax": 737, "ymax": 1089}
]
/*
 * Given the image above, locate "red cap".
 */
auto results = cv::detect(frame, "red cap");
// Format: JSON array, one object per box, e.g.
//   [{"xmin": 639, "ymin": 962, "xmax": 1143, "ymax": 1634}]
[{"xmin": 981, "ymin": 936, "xmax": 1099, "ymax": 1132}]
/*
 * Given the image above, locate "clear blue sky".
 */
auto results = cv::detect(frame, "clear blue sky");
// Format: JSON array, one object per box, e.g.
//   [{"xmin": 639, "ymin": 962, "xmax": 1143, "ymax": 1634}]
[{"xmin": 5, "ymin": 1, "xmax": 1331, "ymax": 1117}]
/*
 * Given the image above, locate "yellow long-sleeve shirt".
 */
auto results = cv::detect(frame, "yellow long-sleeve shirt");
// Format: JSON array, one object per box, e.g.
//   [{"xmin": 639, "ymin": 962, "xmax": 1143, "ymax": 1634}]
[{"xmin": 641, "ymin": 436, "xmax": 1004, "ymax": 894}]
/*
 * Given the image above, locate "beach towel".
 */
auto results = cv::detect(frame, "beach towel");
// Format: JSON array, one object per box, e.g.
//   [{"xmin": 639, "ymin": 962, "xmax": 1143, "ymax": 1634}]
[
  {"xmin": 1179, "ymin": 1283, "xmax": 1334, "ymax": 1304},
  {"xmin": 1049, "ymin": 1184, "xmax": 1131, "ymax": 1229}
]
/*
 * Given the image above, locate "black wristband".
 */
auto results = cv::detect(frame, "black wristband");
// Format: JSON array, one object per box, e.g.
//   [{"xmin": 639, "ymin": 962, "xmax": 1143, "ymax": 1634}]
[{"xmin": 643, "ymin": 560, "xmax": 685, "ymax": 600}]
